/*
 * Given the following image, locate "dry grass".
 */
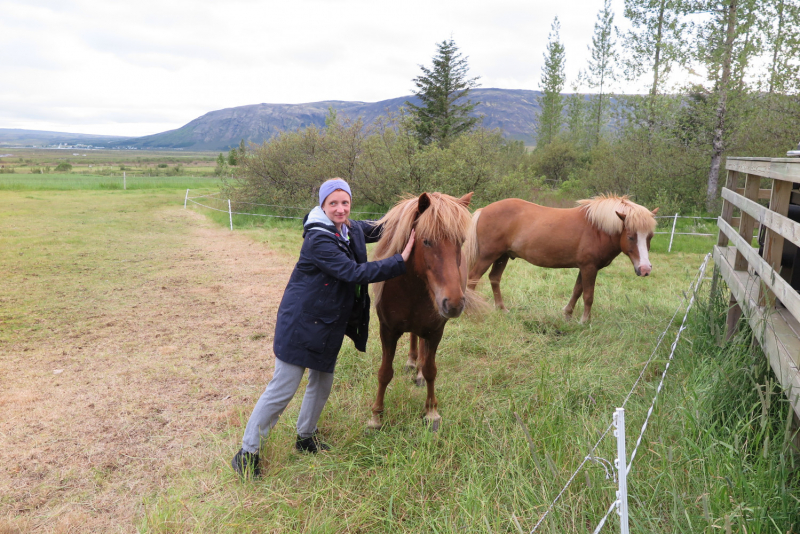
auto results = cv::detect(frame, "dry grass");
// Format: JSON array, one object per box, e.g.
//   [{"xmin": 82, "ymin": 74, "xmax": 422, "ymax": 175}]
[{"xmin": 0, "ymin": 191, "xmax": 295, "ymax": 532}]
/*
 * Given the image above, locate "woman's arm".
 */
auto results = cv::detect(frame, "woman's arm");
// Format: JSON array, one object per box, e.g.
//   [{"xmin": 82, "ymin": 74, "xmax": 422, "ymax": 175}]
[
  {"xmin": 352, "ymin": 219, "xmax": 383, "ymax": 244},
  {"xmin": 307, "ymin": 233, "xmax": 405, "ymax": 284}
]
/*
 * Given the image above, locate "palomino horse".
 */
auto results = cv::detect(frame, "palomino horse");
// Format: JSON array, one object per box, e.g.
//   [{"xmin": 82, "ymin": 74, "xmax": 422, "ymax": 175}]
[
  {"xmin": 368, "ymin": 192, "xmax": 473, "ymax": 431},
  {"xmin": 465, "ymin": 195, "xmax": 658, "ymax": 323}
]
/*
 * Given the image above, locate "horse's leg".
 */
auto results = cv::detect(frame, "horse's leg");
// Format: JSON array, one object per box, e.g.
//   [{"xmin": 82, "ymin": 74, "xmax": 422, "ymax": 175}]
[
  {"xmin": 419, "ymin": 330, "xmax": 444, "ymax": 431},
  {"xmin": 563, "ymin": 271, "xmax": 583, "ymax": 320},
  {"xmin": 579, "ymin": 267, "xmax": 598, "ymax": 324},
  {"xmin": 368, "ymin": 323, "xmax": 401, "ymax": 430},
  {"xmin": 405, "ymin": 333, "xmax": 418, "ymax": 373},
  {"xmin": 414, "ymin": 337, "xmax": 427, "ymax": 387},
  {"xmin": 488, "ymin": 254, "xmax": 511, "ymax": 312},
  {"xmin": 467, "ymin": 253, "xmax": 497, "ymax": 291}
]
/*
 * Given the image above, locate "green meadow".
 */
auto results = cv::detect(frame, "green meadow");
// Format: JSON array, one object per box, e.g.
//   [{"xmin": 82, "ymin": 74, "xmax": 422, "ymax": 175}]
[{"xmin": 0, "ymin": 184, "xmax": 796, "ymax": 533}]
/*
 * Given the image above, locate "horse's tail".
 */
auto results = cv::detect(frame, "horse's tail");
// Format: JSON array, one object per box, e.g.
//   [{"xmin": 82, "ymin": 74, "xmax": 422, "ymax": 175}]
[
  {"xmin": 464, "ymin": 286, "xmax": 491, "ymax": 317},
  {"xmin": 463, "ymin": 209, "xmax": 482, "ymax": 272}
]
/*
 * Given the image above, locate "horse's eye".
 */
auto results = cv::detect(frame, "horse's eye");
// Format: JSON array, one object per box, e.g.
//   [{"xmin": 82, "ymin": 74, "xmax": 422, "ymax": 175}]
[
  {"xmin": 628, "ymin": 235, "xmax": 635, "ymax": 241},
  {"xmin": 423, "ymin": 239, "xmax": 432, "ymax": 247}
]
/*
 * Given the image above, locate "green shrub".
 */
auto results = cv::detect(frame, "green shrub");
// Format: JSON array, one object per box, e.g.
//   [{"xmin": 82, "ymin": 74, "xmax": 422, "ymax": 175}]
[{"xmin": 55, "ymin": 162, "xmax": 72, "ymax": 172}]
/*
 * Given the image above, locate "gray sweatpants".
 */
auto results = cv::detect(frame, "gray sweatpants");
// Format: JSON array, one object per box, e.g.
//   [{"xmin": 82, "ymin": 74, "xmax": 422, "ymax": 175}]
[{"xmin": 241, "ymin": 358, "xmax": 334, "ymax": 454}]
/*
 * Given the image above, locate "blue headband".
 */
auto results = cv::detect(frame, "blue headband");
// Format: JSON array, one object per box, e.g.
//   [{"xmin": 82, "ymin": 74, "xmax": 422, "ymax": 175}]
[{"xmin": 319, "ymin": 178, "xmax": 352, "ymax": 206}]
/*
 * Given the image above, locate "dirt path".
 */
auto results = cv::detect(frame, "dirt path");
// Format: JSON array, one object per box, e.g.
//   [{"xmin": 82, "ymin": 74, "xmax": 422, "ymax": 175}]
[{"xmin": 0, "ymin": 200, "xmax": 295, "ymax": 533}]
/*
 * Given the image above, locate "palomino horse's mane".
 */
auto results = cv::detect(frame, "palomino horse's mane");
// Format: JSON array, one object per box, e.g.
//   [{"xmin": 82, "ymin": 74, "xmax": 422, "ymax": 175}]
[
  {"xmin": 372, "ymin": 192, "xmax": 472, "ymax": 304},
  {"xmin": 577, "ymin": 194, "xmax": 656, "ymax": 235}
]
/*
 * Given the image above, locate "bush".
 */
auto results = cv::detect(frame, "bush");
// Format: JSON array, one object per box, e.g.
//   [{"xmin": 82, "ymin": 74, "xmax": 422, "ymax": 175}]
[
  {"xmin": 227, "ymin": 113, "xmax": 542, "ymax": 209},
  {"xmin": 55, "ymin": 162, "xmax": 72, "ymax": 172}
]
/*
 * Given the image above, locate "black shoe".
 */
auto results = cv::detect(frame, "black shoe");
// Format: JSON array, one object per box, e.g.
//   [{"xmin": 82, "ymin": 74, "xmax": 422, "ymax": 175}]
[
  {"xmin": 295, "ymin": 432, "xmax": 331, "ymax": 453},
  {"xmin": 231, "ymin": 448, "xmax": 261, "ymax": 478}
]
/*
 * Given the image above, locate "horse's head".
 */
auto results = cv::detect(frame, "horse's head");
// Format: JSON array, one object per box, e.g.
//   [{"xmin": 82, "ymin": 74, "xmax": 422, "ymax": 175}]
[
  {"xmin": 616, "ymin": 207, "xmax": 658, "ymax": 276},
  {"xmin": 410, "ymin": 192, "xmax": 474, "ymax": 318}
]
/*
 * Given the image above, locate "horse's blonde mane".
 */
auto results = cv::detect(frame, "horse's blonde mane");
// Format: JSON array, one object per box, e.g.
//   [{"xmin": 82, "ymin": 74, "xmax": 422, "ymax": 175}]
[
  {"xmin": 577, "ymin": 194, "xmax": 656, "ymax": 235},
  {"xmin": 373, "ymin": 192, "xmax": 472, "ymax": 303}
]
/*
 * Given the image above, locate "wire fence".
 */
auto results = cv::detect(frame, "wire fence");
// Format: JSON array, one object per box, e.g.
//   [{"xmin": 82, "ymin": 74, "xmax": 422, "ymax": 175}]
[
  {"xmin": 527, "ymin": 253, "xmax": 711, "ymax": 533},
  {"xmin": 186, "ymin": 191, "xmax": 725, "ymax": 251}
]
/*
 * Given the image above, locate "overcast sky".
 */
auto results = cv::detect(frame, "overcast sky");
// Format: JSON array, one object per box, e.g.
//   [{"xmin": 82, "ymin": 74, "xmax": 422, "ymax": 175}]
[{"xmin": 2, "ymin": 0, "xmax": 656, "ymax": 137}]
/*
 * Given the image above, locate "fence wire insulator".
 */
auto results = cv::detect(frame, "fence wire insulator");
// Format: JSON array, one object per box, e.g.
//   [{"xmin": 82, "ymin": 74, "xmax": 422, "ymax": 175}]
[{"xmin": 586, "ymin": 455, "xmax": 617, "ymax": 483}]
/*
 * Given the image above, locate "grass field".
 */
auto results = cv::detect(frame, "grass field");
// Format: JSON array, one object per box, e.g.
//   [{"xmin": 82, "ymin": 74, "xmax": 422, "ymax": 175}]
[{"xmin": 1, "ymin": 187, "xmax": 797, "ymax": 533}]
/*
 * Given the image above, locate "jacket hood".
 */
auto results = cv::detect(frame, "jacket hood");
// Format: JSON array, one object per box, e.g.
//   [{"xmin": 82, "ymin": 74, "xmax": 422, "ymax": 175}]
[
  {"xmin": 305, "ymin": 206, "xmax": 335, "ymax": 229},
  {"xmin": 303, "ymin": 206, "xmax": 340, "ymax": 238}
]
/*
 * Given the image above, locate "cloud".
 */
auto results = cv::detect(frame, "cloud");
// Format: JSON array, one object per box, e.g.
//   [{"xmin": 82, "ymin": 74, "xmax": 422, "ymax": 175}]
[{"xmin": 1, "ymin": 0, "xmax": 647, "ymax": 136}]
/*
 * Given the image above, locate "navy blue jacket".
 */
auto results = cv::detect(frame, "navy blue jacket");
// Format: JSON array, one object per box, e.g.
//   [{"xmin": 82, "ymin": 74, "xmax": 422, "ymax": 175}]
[{"xmin": 272, "ymin": 207, "xmax": 405, "ymax": 373}]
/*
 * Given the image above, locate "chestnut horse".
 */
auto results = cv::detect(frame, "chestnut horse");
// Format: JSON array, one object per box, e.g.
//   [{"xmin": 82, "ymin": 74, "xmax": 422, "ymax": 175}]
[
  {"xmin": 368, "ymin": 191, "xmax": 473, "ymax": 431},
  {"xmin": 465, "ymin": 195, "xmax": 658, "ymax": 323}
]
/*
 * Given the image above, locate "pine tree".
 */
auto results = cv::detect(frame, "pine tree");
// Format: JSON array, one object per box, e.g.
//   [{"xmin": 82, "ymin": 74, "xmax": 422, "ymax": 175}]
[
  {"xmin": 585, "ymin": 0, "xmax": 618, "ymax": 145},
  {"xmin": 406, "ymin": 39, "xmax": 481, "ymax": 146},
  {"xmin": 536, "ymin": 18, "xmax": 566, "ymax": 146}
]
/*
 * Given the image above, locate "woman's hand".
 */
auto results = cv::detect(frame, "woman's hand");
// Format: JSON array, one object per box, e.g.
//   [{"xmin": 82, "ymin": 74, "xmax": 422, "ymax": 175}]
[{"xmin": 400, "ymin": 229, "xmax": 416, "ymax": 262}]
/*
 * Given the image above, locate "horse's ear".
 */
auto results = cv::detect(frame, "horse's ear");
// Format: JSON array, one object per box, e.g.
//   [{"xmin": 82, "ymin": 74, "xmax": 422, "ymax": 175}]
[
  {"xmin": 459, "ymin": 192, "xmax": 474, "ymax": 207},
  {"xmin": 615, "ymin": 211, "xmax": 627, "ymax": 221},
  {"xmin": 418, "ymin": 193, "xmax": 431, "ymax": 214},
  {"xmin": 651, "ymin": 207, "xmax": 659, "ymax": 215}
]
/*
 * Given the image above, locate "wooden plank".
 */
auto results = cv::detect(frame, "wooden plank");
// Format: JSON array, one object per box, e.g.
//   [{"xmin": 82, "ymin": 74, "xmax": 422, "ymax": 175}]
[
  {"xmin": 726, "ymin": 157, "xmax": 800, "ymax": 184},
  {"xmin": 760, "ymin": 180, "xmax": 794, "ymax": 305},
  {"xmin": 726, "ymin": 158, "xmax": 772, "ymax": 177},
  {"xmin": 767, "ymin": 161, "xmax": 800, "ymax": 184},
  {"xmin": 721, "ymin": 188, "xmax": 800, "ymax": 249},
  {"xmin": 714, "ymin": 245, "xmax": 800, "ymax": 419},
  {"xmin": 734, "ymin": 175, "xmax": 762, "ymax": 270},
  {"xmin": 734, "ymin": 188, "xmax": 772, "ymax": 200},
  {"xmin": 718, "ymin": 170, "xmax": 741, "ymax": 247},
  {"xmin": 718, "ymin": 218, "xmax": 800, "ymax": 322}
]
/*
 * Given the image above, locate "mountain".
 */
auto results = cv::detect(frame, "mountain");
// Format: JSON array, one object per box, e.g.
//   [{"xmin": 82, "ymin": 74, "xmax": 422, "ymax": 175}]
[
  {"xmin": 3, "ymin": 89, "xmax": 560, "ymax": 152},
  {"xmin": 0, "ymin": 129, "xmax": 127, "ymax": 148},
  {"xmin": 113, "ymin": 88, "xmax": 546, "ymax": 151}
]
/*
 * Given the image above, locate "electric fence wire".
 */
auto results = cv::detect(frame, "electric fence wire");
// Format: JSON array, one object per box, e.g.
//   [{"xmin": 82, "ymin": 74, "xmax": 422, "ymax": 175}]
[
  {"xmin": 530, "ymin": 252, "xmax": 713, "ymax": 533},
  {"xmin": 587, "ymin": 252, "xmax": 712, "ymax": 534},
  {"xmin": 591, "ymin": 500, "xmax": 619, "ymax": 534},
  {"xmin": 187, "ymin": 197, "xmax": 304, "ymax": 219},
  {"xmin": 626, "ymin": 252, "xmax": 711, "ymax": 473}
]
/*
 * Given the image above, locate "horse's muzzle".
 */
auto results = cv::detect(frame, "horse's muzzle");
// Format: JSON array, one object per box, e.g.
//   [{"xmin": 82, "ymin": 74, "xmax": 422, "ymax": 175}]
[{"xmin": 439, "ymin": 298, "xmax": 464, "ymax": 318}]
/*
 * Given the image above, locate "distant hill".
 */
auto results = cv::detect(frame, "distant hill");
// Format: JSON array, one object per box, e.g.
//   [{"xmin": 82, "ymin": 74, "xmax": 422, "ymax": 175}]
[
  {"xmin": 0, "ymin": 129, "xmax": 127, "ymax": 147},
  {"xmin": 4, "ymin": 89, "xmax": 577, "ymax": 152},
  {"xmin": 112, "ymin": 88, "xmax": 547, "ymax": 151}
]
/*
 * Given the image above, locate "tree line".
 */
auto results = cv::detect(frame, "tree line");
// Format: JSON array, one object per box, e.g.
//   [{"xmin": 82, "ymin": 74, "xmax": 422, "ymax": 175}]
[{"xmin": 224, "ymin": 0, "xmax": 800, "ymax": 213}]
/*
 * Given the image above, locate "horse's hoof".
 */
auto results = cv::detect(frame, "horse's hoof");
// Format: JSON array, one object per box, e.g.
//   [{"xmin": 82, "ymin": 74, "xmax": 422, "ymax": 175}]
[
  {"xmin": 424, "ymin": 418, "xmax": 441, "ymax": 432},
  {"xmin": 366, "ymin": 417, "xmax": 383, "ymax": 430},
  {"xmin": 414, "ymin": 377, "xmax": 425, "ymax": 388},
  {"xmin": 404, "ymin": 364, "xmax": 416, "ymax": 373}
]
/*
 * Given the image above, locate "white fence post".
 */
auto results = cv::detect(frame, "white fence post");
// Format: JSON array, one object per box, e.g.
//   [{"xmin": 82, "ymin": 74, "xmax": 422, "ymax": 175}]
[
  {"xmin": 123, "ymin": 171, "xmax": 126, "ymax": 190},
  {"xmin": 668, "ymin": 213, "xmax": 678, "ymax": 252},
  {"xmin": 184, "ymin": 189, "xmax": 189, "ymax": 208},
  {"xmin": 614, "ymin": 408, "xmax": 630, "ymax": 534},
  {"xmin": 228, "ymin": 199, "xmax": 233, "ymax": 231}
]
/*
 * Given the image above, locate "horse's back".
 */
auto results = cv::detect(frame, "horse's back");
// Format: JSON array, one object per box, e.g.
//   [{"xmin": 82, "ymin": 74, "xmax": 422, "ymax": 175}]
[{"xmin": 476, "ymin": 198, "xmax": 590, "ymax": 267}]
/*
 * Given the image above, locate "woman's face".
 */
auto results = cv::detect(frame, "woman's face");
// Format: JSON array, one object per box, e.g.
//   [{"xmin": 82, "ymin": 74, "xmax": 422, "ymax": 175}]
[{"xmin": 322, "ymin": 189, "xmax": 351, "ymax": 227}]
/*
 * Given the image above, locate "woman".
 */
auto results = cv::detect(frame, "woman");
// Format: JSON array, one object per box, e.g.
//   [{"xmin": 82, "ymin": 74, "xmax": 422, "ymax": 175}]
[{"xmin": 232, "ymin": 178, "xmax": 415, "ymax": 477}]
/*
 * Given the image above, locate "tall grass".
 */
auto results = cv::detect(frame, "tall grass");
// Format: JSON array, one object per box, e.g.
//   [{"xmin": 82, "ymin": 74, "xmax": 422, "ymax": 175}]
[{"xmin": 141, "ymin": 206, "xmax": 799, "ymax": 533}]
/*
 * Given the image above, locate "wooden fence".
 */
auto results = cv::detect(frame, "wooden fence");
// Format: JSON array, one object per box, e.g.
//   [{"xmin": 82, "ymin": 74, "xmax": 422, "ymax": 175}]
[{"xmin": 713, "ymin": 156, "xmax": 800, "ymax": 426}]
